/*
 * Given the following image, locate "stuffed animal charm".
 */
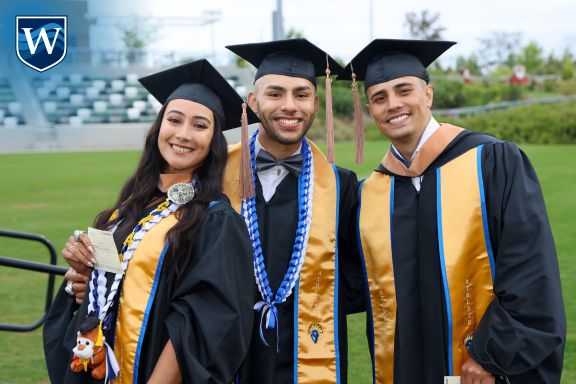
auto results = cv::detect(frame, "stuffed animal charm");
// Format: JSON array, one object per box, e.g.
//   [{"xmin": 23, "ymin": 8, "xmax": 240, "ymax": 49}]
[{"xmin": 70, "ymin": 315, "xmax": 107, "ymax": 380}]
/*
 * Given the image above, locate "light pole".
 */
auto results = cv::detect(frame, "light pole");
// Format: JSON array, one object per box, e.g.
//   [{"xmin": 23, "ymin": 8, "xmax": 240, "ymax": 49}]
[
  {"xmin": 272, "ymin": 0, "xmax": 284, "ymax": 40},
  {"xmin": 369, "ymin": 0, "xmax": 373, "ymax": 40},
  {"xmin": 202, "ymin": 10, "xmax": 222, "ymax": 60}
]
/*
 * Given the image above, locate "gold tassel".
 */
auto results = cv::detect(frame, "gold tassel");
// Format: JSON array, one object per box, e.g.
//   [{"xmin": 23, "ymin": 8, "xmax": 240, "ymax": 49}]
[
  {"xmin": 240, "ymin": 103, "xmax": 254, "ymax": 199},
  {"xmin": 96, "ymin": 321, "xmax": 103, "ymax": 347},
  {"xmin": 325, "ymin": 55, "xmax": 335, "ymax": 164},
  {"xmin": 351, "ymin": 63, "xmax": 365, "ymax": 164}
]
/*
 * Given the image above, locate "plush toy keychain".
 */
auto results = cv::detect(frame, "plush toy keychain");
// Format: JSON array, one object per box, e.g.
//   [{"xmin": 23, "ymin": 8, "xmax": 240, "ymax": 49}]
[{"xmin": 70, "ymin": 314, "xmax": 107, "ymax": 380}]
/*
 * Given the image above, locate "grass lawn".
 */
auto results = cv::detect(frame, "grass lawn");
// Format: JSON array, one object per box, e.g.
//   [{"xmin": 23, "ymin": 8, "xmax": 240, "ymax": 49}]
[{"xmin": 0, "ymin": 141, "xmax": 574, "ymax": 383}]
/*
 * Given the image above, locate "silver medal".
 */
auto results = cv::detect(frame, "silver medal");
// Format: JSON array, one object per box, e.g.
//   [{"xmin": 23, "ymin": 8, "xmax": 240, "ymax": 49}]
[{"xmin": 167, "ymin": 182, "xmax": 196, "ymax": 205}]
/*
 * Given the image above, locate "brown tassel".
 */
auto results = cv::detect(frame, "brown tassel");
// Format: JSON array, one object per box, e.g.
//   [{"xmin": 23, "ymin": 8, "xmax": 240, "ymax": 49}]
[
  {"xmin": 240, "ymin": 102, "xmax": 254, "ymax": 199},
  {"xmin": 325, "ymin": 55, "xmax": 335, "ymax": 164},
  {"xmin": 351, "ymin": 63, "xmax": 365, "ymax": 164}
]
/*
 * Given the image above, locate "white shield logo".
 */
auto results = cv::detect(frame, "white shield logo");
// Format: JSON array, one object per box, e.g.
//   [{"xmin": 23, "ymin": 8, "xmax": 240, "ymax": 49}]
[{"xmin": 16, "ymin": 16, "xmax": 67, "ymax": 72}]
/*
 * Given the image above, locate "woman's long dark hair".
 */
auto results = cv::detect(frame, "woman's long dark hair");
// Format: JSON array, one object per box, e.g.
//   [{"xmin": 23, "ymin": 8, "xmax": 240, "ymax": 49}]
[{"xmin": 93, "ymin": 103, "xmax": 228, "ymax": 274}]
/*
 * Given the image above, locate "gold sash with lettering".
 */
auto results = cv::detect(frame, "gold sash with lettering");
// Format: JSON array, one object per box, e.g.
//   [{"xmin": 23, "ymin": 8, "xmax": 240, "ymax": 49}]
[
  {"xmin": 114, "ymin": 214, "xmax": 177, "ymax": 383},
  {"xmin": 358, "ymin": 145, "xmax": 495, "ymax": 383},
  {"xmin": 225, "ymin": 139, "xmax": 341, "ymax": 383}
]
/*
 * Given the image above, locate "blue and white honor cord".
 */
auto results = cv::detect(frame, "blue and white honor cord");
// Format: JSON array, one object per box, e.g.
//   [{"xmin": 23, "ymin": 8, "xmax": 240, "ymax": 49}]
[
  {"xmin": 87, "ymin": 200, "xmax": 181, "ymax": 323},
  {"xmin": 242, "ymin": 130, "xmax": 314, "ymax": 350}
]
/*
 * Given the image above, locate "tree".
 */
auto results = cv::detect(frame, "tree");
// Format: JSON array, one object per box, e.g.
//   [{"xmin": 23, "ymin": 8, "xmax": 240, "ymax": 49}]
[
  {"xmin": 118, "ymin": 18, "xmax": 158, "ymax": 64},
  {"xmin": 456, "ymin": 54, "xmax": 482, "ymax": 76},
  {"xmin": 542, "ymin": 53, "xmax": 562, "ymax": 74},
  {"xmin": 477, "ymin": 31, "xmax": 522, "ymax": 74},
  {"xmin": 285, "ymin": 28, "xmax": 305, "ymax": 39},
  {"xmin": 516, "ymin": 41, "xmax": 544, "ymax": 74},
  {"xmin": 561, "ymin": 49, "xmax": 574, "ymax": 80},
  {"xmin": 404, "ymin": 10, "xmax": 445, "ymax": 40}
]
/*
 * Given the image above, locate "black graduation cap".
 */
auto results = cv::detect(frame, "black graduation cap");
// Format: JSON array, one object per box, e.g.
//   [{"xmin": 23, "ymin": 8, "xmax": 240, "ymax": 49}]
[
  {"xmin": 226, "ymin": 39, "xmax": 343, "ymax": 86},
  {"xmin": 341, "ymin": 39, "xmax": 456, "ymax": 89},
  {"xmin": 79, "ymin": 313, "xmax": 100, "ymax": 334},
  {"xmin": 139, "ymin": 59, "xmax": 259, "ymax": 130}
]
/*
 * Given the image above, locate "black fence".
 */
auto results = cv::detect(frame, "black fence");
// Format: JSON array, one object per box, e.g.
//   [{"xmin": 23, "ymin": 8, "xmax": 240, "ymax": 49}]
[{"xmin": 0, "ymin": 229, "xmax": 67, "ymax": 332}]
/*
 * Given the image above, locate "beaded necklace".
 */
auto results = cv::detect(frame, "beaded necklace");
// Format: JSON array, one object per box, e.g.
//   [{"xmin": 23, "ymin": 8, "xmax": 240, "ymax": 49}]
[{"xmin": 242, "ymin": 130, "xmax": 314, "ymax": 349}]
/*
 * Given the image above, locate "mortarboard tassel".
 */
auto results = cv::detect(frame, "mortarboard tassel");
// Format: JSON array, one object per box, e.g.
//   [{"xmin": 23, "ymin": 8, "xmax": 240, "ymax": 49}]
[
  {"xmin": 95, "ymin": 321, "xmax": 103, "ymax": 347},
  {"xmin": 351, "ymin": 63, "xmax": 365, "ymax": 164},
  {"xmin": 240, "ymin": 102, "xmax": 254, "ymax": 199},
  {"xmin": 325, "ymin": 55, "xmax": 335, "ymax": 164}
]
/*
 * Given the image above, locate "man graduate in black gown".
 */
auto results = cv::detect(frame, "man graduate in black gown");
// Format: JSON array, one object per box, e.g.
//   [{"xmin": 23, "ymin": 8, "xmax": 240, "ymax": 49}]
[
  {"xmin": 340, "ymin": 39, "xmax": 566, "ymax": 384},
  {"xmin": 223, "ymin": 39, "xmax": 364, "ymax": 384}
]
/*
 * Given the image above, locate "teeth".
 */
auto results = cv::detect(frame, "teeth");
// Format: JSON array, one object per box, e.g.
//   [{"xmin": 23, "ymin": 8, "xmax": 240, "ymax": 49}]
[
  {"xmin": 278, "ymin": 119, "xmax": 299, "ymax": 125},
  {"xmin": 389, "ymin": 115, "xmax": 409, "ymax": 124},
  {"xmin": 172, "ymin": 144, "xmax": 192, "ymax": 153}
]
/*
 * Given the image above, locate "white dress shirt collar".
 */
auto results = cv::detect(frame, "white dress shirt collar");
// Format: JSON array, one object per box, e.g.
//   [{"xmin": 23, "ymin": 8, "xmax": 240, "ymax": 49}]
[{"xmin": 391, "ymin": 116, "xmax": 440, "ymax": 164}]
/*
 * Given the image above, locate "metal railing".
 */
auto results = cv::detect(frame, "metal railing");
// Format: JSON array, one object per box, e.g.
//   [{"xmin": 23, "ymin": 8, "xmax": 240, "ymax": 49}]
[
  {"xmin": 434, "ymin": 94, "xmax": 576, "ymax": 117},
  {"xmin": 0, "ymin": 229, "xmax": 67, "ymax": 332}
]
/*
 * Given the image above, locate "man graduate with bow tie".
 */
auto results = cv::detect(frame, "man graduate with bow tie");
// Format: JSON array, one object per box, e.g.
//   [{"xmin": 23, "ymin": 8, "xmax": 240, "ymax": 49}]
[{"xmin": 223, "ymin": 39, "xmax": 364, "ymax": 384}]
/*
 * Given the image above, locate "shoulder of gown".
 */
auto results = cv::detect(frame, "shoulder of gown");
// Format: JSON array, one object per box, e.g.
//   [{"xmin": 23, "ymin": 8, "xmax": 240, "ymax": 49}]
[
  {"xmin": 164, "ymin": 199, "xmax": 255, "ymax": 384},
  {"xmin": 469, "ymin": 140, "xmax": 566, "ymax": 381}
]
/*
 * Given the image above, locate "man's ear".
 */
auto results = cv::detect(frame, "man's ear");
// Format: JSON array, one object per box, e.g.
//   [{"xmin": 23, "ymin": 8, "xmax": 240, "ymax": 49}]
[
  {"xmin": 314, "ymin": 94, "xmax": 319, "ymax": 114},
  {"xmin": 426, "ymin": 83, "xmax": 433, "ymax": 108},
  {"xmin": 366, "ymin": 102, "xmax": 373, "ymax": 118},
  {"xmin": 247, "ymin": 91, "xmax": 258, "ymax": 113}
]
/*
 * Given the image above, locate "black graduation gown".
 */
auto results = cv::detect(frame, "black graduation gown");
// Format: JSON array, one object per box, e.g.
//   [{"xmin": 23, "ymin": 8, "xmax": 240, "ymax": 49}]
[
  {"xmin": 368, "ymin": 131, "xmax": 566, "ymax": 383},
  {"xmin": 237, "ymin": 166, "xmax": 363, "ymax": 384},
  {"xmin": 43, "ymin": 199, "xmax": 255, "ymax": 384}
]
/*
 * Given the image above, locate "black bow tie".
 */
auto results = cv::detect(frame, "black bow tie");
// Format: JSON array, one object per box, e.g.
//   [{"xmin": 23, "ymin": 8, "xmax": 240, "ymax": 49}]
[{"xmin": 255, "ymin": 149, "xmax": 303, "ymax": 176}]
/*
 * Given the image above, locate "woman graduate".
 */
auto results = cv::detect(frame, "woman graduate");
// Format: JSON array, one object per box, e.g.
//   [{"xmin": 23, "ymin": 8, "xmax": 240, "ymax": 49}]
[{"xmin": 43, "ymin": 59, "xmax": 259, "ymax": 383}]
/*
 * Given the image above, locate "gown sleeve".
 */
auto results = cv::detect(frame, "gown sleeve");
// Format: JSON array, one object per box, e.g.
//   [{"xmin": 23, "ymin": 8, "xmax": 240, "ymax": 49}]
[
  {"xmin": 468, "ymin": 142, "xmax": 566, "ymax": 382},
  {"xmin": 164, "ymin": 202, "xmax": 255, "ymax": 384},
  {"xmin": 336, "ymin": 166, "xmax": 366, "ymax": 314}
]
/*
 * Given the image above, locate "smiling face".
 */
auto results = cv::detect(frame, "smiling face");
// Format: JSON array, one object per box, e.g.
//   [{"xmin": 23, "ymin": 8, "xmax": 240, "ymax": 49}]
[
  {"xmin": 73, "ymin": 336, "xmax": 95, "ymax": 359},
  {"xmin": 157, "ymin": 99, "xmax": 215, "ymax": 174},
  {"xmin": 248, "ymin": 74, "xmax": 318, "ymax": 157},
  {"xmin": 366, "ymin": 76, "xmax": 433, "ymax": 150}
]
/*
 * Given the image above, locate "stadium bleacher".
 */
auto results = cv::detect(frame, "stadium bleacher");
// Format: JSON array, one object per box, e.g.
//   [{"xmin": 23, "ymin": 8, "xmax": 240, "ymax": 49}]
[
  {"xmin": 0, "ymin": 60, "xmax": 253, "ymax": 152},
  {"xmin": 0, "ymin": 77, "xmax": 25, "ymax": 128},
  {"xmin": 31, "ymin": 73, "xmax": 162, "ymax": 125}
]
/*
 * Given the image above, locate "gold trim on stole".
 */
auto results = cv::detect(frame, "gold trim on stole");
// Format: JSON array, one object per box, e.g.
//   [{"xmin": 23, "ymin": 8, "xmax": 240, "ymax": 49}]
[
  {"xmin": 358, "ymin": 172, "xmax": 396, "ymax": 384},
  {"xmin": 114, "ymin": 214, "xmax": 177, "ymax": 383},
  {"xmin": 438, "ymin": 147, "xmax": 494, "ymax": 374},
  {"xmin": 223, "ymin": 140, "xmax": 339, "ymax": 383}
]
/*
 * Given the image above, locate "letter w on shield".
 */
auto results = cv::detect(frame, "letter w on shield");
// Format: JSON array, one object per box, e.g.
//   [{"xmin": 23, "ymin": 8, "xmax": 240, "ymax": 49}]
[{"xmin": 16, "ymin": 16, "xmax": 68, "ymax": 72}]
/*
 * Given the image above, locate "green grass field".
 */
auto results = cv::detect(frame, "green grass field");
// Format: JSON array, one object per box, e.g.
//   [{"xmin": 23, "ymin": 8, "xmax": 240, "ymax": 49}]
[{"xmin": 0, "ymin": 141, "xmax": 574, "ymax": 383}]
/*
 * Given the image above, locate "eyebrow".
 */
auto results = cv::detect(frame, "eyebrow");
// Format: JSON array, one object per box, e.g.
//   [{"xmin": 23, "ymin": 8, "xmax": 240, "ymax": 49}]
[
  {"xmin": 370, "ymin": 82, "xmax": 416, "ymax": 100},
  {"xmin": 264, "ymin": 84, "xmax": 313, "ymax": 92},
  {"xmin": 264, "ymin": 85, "xmax": 287, "ymax": 92},
  {"xmin": 166, "ymin": 110, "xmax": 211, "ymax": 123},
  {"xmin": 394, "ymin": 82, "xmax": 416, "ymax": 89}
]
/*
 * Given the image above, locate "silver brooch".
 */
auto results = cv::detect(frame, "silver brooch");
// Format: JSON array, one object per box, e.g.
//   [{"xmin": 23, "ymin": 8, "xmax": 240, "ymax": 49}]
[{"xmin": 167, "ymin": 182, "xmax": 196, "ymax": 205}]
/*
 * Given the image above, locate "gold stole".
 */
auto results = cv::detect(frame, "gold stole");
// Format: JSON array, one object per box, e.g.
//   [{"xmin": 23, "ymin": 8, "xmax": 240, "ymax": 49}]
[
  {"xmin": 358, "ymin": 173, "xmax": 396, "ymax": 383},
  {"xmin": 114, "ymin": 214, "xmax": 177, "ymax": 383},
  {"xmin": 358, "ymin": 144, "xmax": 494, "ymax": 383},
  {"xmin": 224, "ymin": 140, "xmax": 340, "ymax": 383}
]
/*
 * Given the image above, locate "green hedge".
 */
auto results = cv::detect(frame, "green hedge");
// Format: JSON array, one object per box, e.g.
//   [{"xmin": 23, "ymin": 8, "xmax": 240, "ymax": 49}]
[
  {"xmin": 361, "ymin": 101, "xmax": 576, "ymax": 144},
  {"xmin": 432, "ymin": 81, "xmax": 526, "ymax": 108},
  {"xmin": 448, "ymin": 101, "xmax": 576, "ymax": 143}
]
